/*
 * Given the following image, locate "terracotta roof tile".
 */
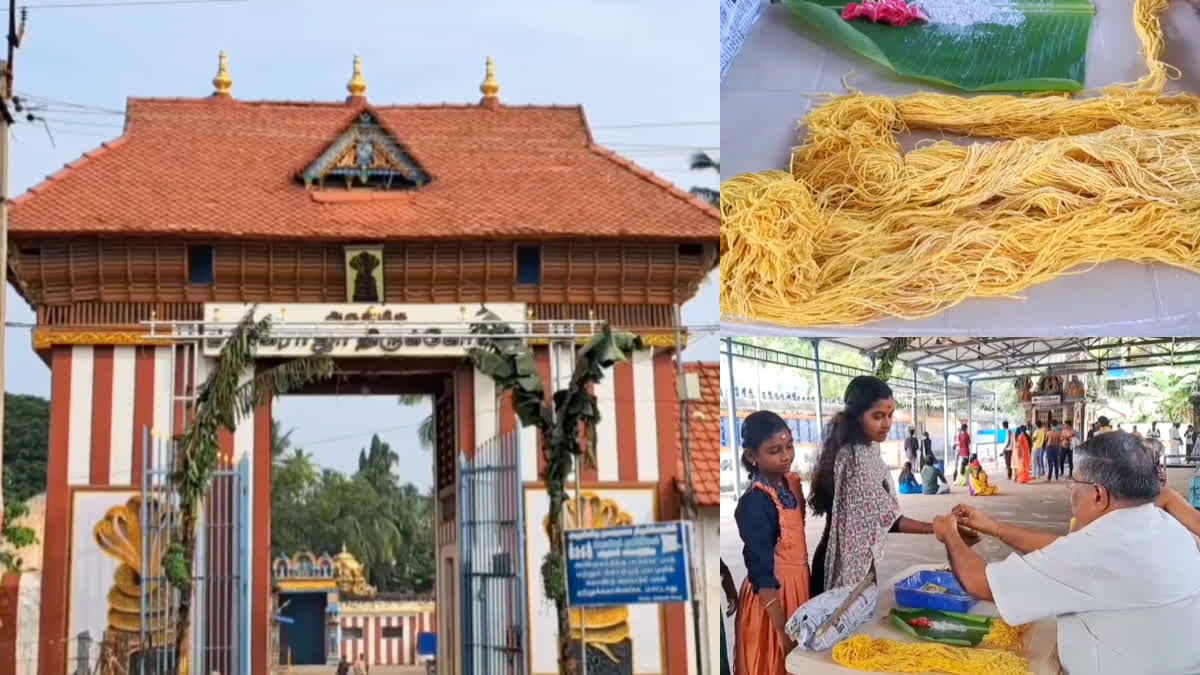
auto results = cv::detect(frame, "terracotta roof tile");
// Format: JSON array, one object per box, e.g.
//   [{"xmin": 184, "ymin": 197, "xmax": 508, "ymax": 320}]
[
  {"xmin": 677, "ymin": 362, "xmax": 721, "ymax": 506},
  {"xmin": 10, "ymin": 98, "xmax": 718, "ymax": 241}
]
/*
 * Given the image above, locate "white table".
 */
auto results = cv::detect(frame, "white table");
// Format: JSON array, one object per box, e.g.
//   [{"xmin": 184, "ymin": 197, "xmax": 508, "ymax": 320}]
[
  {"xmin": 785, "ymin": 564, "xmax": 1061, "ymax": 674},
  {"xmin": 721, "ymin": 0, "xmax": 1200, "ymax": 334}
]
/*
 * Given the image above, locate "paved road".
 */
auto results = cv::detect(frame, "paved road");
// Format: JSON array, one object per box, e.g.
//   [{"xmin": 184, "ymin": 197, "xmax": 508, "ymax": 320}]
[{"xmin": 720, "ymin": 464, "xmax": 1073, "ymax": 659}]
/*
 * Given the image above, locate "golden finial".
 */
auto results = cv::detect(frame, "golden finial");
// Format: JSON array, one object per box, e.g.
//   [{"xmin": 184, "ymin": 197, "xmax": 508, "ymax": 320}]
[
  {"xmin": 527, "ymin": 308, "xmax": 534, "ymax": 320},
  {"xmin": 479, "ymin": 56, "xmax": 500, "ymax": 102},
  {"xmin": 212, "ymin": 50, "xmax": 232, "ymax": 97},
  {"xmin": 347, "ymin": 54, "xmax": 367, "ymax": 99}
]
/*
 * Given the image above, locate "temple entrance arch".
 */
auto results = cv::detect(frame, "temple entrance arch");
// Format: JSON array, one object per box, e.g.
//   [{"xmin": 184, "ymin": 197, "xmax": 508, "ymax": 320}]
[{"xmin": 133, "ymin": 304, "xmax": 595, "ymax": 674}]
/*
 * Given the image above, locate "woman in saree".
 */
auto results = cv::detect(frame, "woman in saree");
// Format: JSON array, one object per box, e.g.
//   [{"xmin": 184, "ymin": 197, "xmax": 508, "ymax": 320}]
[
  {"xmin": 808, "ymin": 376, "xmax": 979, "ymax": 598},
  {"xmin": 1014, "ymin": 425, "xmax": 1032, "ymax": 483},
  {"xmin": 734, "ymin": 410, "xmax": 811, "ymax": 674}
]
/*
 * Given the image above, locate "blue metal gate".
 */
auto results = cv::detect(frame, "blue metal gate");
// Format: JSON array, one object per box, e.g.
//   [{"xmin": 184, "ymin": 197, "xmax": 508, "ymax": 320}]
[
  {"xmin": 460, "ymin": 430, "xmax": 528, "ymax": 675},
  {"xmin": 139, "ymin": 427, "xmax": 245, "ymax": 675}
]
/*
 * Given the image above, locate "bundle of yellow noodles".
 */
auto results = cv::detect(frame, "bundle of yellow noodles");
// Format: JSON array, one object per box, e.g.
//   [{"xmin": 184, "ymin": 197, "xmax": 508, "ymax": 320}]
[
  {"xmin": 720, "ymin": 0, "xmax": 1200, "ymax": 326},
  {"xmin": 832, "ymin": 635, "xmax": 1033, "ymax": 674}
]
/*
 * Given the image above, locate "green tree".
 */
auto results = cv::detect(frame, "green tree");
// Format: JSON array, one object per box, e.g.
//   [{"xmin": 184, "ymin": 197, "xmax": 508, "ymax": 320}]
[
  {"xmin": 398, "ymin": 395, "xmax": 435, "ymax": 448},
  {"xmin": 166, "ymin": 309, "xmax": 335, "ymax": 664},
  {"xmin": 1, "ymin": 394, "xmax": 47, "ymax": 572},
  {"xmin": 468, "ymin": 309, "xmax": 641, "ymax": 675},
  {"xmin": 3, "ymin": 393, "xmax": 49, "ymax": 505}
]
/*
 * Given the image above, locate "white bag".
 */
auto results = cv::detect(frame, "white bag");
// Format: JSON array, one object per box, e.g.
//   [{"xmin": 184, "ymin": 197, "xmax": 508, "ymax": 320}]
[{"xmin": 785, "ymin": 568, "xmax": 878, "ymax": 652}]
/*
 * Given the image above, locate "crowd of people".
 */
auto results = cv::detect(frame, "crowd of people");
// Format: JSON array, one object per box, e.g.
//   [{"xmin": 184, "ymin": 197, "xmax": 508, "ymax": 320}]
[{"xmin": 723, "ymin": 375, "xmax": 1200, "ymax": 675}]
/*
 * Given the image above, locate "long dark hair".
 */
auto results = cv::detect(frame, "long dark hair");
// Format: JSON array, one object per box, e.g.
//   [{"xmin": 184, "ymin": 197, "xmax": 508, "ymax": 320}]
[{"xmin": 808, "ymin": 375, "xmax": 893, "ymax": 516}]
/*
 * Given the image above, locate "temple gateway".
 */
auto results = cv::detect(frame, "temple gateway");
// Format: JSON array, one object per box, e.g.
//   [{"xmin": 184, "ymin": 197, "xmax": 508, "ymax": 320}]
[{"xmin": 0, "ymin": 53, "xmax": 719, "ymax": 675}]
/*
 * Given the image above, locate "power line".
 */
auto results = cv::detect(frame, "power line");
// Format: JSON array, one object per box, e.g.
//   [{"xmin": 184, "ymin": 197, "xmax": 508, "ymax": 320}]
[{"xmin": 8, "ymin": 0, "xmax": 244, "ymax": 9}]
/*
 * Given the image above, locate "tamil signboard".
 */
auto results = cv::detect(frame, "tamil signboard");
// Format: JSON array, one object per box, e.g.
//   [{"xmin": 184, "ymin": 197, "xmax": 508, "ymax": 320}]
[
  {"xmin": 1031, "ymin": 394, "xmax": 1062, "ymax": 405},
  {"xmin": 199, "ymin": 303, "xmax": 527, "ymax": 357},
  {"xmin": 565, "ymin": 521, "xmax": 693, "ymax": 607}
]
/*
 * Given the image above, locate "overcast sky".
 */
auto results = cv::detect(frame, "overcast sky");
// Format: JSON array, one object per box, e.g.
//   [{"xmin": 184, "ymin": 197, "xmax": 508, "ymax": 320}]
[{"xmin": 3, "ymin": 0, "xmax": 717, "ymax": 488}]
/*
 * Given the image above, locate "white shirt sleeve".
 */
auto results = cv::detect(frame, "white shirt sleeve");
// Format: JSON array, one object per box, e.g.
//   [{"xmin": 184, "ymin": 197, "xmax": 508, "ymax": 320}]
[{"xmin": 984, "ymin": 533, "xmax": 1109, "ymax": 626}]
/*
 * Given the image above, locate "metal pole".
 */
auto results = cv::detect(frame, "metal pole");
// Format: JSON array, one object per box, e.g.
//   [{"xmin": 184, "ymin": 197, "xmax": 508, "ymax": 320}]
[
  {"xmin": 993, "ymin": 391, "xmax": 999, "ymax": 462},
  {"xmin": 967, "ymin": 380, "xmax": 974, "ymax": 460},
  {"xmin": 674, "ymin": 307, "xmax": 705, "ymax": 675},
  {"xmin": 724, "ymin": 338, "xmax": 743, "ymax": 497},
  {"xmin": 942, "ymin": 374, "xmax": 950, "ymax": 468},
  {"xmin": 0, "ymin": 25, "xmax": 11, "ymax": 532},
  {"xmin": 812, "ymin": 340, "xmax": 824, "ymax": 446},
  {"xmin": 912, "ymin": 367, "xmax": 919, "ymax": 437}
]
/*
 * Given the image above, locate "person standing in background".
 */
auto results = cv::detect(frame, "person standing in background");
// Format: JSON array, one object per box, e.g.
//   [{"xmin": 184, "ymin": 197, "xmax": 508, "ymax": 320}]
[
  {"xmin": 905, "ymin": 427, "xmax": 920, "ymax": 468},
  {"xmin": 1044, "ymin": 422, "xmax": 1062, "ymax": 482},
  {"xmin": 721, "ymin": 559, "xmax": 738, "ymax": 675},
  {"xmin": 954, "ymin": 423, "xmax": 971, "ymax": 481},
  {"xmin": 1170, "ymin": 422, "xmax": 1183, "ymax": 458},
  {"xmin": 1001, "ymin": 421, "xmax": 1014, "ymax": 480},
  {"xmin": 1060, "ymin": 420, "xmax": 1075, "ymax": 480},
  {"xmin": 922, "ymin": 431, "xmax": 933, "ymax": 466}
]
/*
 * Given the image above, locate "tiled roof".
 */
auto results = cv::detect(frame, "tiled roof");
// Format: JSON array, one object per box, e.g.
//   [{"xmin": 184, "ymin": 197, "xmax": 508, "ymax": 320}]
[
  {"xmin": 10, "ymin": 98, "xmax": 718, "ymax": 240},
  {"xmin": 677, "ymin": 362, "xmax": 721, "ymax": 506}
]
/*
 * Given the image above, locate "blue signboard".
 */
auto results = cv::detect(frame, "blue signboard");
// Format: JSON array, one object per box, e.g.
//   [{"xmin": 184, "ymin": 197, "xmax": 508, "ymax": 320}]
[{"xmin": 565, "ymin": 521, "xmax": 693, "ymax": 607}]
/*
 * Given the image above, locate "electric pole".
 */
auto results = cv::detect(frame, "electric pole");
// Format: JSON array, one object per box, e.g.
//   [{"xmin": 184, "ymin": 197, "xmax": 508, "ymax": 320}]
[{"xmin": 0, "ymin": 1, "xmax": 26, "ymax": 530}]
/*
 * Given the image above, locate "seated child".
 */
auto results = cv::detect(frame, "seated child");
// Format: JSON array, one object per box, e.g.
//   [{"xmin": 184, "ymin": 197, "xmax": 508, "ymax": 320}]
[
  {"xmin": 897, "ymin": 461, "xmax": 922, "ymax": 494},
  {"xmin": 920, "ymin": 457, "xmax": 951, "ymax": 494},
  {"xmin": 968, "ymin": 459, "xmax": 999, "ymax": 496}
]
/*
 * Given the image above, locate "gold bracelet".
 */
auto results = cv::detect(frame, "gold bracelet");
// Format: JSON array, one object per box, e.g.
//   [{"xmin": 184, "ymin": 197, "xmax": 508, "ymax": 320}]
[{"xmin": 763, "ymin": 598, "xmax": 779, "ymax": 611}]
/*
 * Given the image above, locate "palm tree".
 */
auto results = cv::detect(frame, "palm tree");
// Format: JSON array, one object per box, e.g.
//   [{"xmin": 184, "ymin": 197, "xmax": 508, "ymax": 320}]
[
  {"xmin": 398, "ymin": 394, "xmax": 435, "ymax": 448},
  {"xmin": 271, "ymin": 418, "xmax": 295, "ymax": 462},
  {"xmin": 165, "ymin": 308, "xmax": 335, "ymax": 668},
  {"xmin": 689, "ymin": 150, "xmax": 719, "ymax": 208}
]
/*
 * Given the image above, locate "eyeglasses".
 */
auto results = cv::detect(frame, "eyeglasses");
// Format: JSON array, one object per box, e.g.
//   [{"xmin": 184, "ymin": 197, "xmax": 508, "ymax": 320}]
[{"xmin": 1064, "ymin": 478, "xmax": 1101, "ymax": 492}]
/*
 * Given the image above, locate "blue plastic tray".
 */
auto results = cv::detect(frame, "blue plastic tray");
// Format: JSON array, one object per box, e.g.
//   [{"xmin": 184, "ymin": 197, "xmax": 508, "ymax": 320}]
[{"xmin": 894, "ymin": 570, "xmax": 976, "ymax": 613}]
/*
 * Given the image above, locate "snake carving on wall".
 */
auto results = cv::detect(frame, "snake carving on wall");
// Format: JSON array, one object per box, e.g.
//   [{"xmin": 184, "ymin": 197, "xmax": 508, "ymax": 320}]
[{"xmin": 92, "ymin": 495, "xmax": 185, "ymax": 675}]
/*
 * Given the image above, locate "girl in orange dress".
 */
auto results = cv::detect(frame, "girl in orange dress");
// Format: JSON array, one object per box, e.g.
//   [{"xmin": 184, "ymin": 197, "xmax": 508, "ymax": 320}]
[{"xmin": 734, "ymin": 410, "xmax": 811, "ymax": 675}]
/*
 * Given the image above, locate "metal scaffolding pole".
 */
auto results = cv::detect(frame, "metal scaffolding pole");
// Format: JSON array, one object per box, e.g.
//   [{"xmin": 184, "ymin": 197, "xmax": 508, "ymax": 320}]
[
  {"xmin": 913, "ymin": 367, "xmax": 919, "ymax": 436},
  {"xmin": 724, "ymin": 337, "xmax": 743, "ymax": 497},
  {"xmin": 813, "ymin": 339, "xmax": 825, "ymax": 446},
  {"xmin": 943, "ymin": 373, "xmax": 950, "ymax": 467},
  {"xmin": 993, "ymin": 391, "xmax": 1000, "ymax": 462},
  {"xmin": 967, "ymin": 380, "xmax": 974, "ymax": 459}
]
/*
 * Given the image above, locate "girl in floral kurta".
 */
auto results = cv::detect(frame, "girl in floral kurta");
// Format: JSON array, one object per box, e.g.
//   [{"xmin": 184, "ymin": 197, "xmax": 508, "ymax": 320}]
[{"xmin": 808, "ymin": 376, "xmax": 979, "ymax": 597}]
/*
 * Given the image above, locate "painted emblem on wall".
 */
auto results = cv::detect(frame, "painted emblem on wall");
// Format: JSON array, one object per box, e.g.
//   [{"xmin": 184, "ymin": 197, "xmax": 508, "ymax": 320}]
[
  {"xmin": 545, "ymin": 492, "xmax": 635, "ymax": 675},
  {"xmin": 92, "ymin": 495, "xmax": 183, "ymax": 675},
  {"xmin": 345, "ymin": 246, "xmax": 384, "ymax": 303}
]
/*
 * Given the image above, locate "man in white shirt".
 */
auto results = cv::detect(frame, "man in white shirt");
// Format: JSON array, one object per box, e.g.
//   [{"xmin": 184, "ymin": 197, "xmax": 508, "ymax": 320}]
[
  {"xmin": 1170, "ymin": 422, "xmax": 1183, "ymax": 457},
  {"xmin": 931, "ymin": 431, "xmax": 1200, "ymax": 675}
]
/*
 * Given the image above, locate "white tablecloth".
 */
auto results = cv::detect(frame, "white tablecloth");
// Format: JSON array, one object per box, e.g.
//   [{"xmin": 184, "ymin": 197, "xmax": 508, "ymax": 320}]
[{"xmin": 785, "ymin": 564, "xmax": 1061, "ymax": 674}]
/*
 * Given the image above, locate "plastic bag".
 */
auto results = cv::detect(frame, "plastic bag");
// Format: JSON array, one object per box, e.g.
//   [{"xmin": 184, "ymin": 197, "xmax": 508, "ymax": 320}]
[{"xmin": 785, "ymin": 582, "xmax": 879, "ymax": 652}]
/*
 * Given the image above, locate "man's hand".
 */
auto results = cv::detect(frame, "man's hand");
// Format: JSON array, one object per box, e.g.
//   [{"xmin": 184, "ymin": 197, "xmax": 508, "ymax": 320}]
[
  {"xmin": 953, "ymin": 503, "xmax": 999, "ymax": 537},
  {"xmin": 958, "ymin": 525, "xmax": 981, "ymax": 547},
  {"xmin": 932, "ymin": 514, "xmax": 958, "ymax": 543}
]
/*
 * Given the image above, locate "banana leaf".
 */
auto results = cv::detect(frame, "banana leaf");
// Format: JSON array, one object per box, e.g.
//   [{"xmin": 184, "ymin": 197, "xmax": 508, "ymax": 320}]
[
  {"xmin": 778, "ymin": 0, "xmax": 1095, "ymax": 91},
  {"xmin": 889, "ymin": 608, "xmax": 994, "ymax": 647}
]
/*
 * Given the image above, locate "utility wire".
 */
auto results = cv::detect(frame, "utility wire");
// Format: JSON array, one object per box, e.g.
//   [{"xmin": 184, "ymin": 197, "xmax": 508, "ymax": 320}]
[{"xmin": 7, "ymin": 0, "xmax": 244, "ymax": 9}]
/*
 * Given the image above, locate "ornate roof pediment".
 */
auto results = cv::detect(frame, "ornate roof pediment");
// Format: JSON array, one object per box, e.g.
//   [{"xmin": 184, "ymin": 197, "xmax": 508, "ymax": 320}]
[{"xmin": 300, "ymin": 110, "xmax": 430, "ymax": 191}]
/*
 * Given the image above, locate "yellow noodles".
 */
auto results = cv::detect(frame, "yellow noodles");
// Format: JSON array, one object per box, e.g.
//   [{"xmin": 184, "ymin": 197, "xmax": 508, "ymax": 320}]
[
  {"xmin": 980, "ymin": 618, "xmax": 1027, "ymax": 652},
  {"xmin": 720, "ymin": 0, "xmax": 1200, "ymax": 326},
  {"xmin": 832, "ymin": 635, "xmax": 1033, "ymax": 674}
]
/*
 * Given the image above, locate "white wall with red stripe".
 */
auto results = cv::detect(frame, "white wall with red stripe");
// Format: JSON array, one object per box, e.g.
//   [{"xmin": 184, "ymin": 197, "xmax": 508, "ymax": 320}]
[{"xmin": 340, "ymin": 609, "xmax": 437, "ymax": 666}]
